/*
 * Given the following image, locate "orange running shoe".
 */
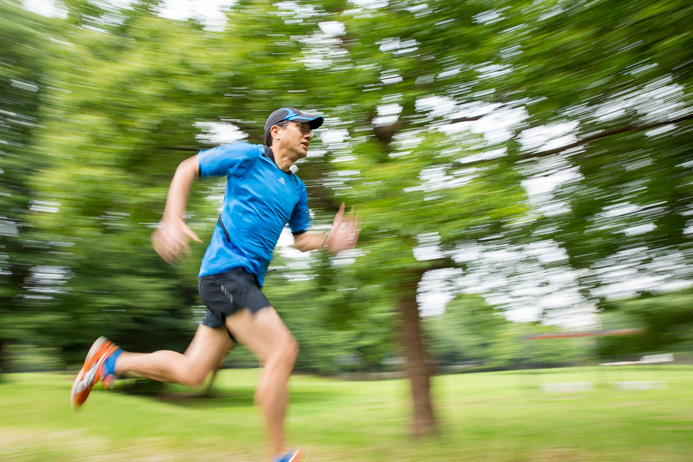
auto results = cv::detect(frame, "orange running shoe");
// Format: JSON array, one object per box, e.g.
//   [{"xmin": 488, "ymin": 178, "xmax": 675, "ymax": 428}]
[{"xmin": 70, "ymin": 336, "xmax": 120, "ymax": 409}]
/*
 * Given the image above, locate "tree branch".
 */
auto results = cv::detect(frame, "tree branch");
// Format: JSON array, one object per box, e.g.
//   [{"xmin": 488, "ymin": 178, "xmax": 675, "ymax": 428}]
[
  {"xmin": 531, "ymin": 113, "xmax": 693, "ymax": 158},
  {"xmin": 449, "ymin": 114, "xmax": 485, "ymax": 124}
]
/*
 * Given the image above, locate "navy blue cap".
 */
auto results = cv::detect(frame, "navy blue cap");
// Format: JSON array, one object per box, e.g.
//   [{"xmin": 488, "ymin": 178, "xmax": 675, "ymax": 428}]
[{"xmin": 264, "ymin": 108, "xmax": 323, "ymax": 146}]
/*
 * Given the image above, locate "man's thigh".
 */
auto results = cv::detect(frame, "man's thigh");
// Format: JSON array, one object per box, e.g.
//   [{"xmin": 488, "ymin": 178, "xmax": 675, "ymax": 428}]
[
  {"xmin": 184, "ymin": 323, "xmax": 234, "ymax": 374},
  {"xmin": 224, "ymin": 307, "xmax": 293, "ymax": 364}
]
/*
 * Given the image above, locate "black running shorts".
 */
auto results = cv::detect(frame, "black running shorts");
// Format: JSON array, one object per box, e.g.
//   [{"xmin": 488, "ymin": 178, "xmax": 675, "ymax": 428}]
[{"xmin": 198, "ymin": 268, "xmax": 272, "ymax": 335}]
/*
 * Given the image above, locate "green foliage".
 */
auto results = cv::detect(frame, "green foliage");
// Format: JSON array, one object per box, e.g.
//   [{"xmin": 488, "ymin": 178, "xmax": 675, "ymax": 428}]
[
  {"xmin": 491, "ymin": 0, "xmax": 693, "ymax": 299},
  {"xmin": 0, "ymin": 1, "xmax": 58, "ymax": 372},
  {"xmin": 264, "ymin": 257, "xmax": 398, "ymax": 373},
  {"xmin": 21, "ymin": 8, "xmax": 225, "ymax": 364},
  {"xmin": 598, "ymin": 287, "xmax": 693, "ymax": 357},
  {"xmin": 425, "ymin": 294, "xmax": 582, "ymax": 368},
  {"xmin": 1, "ymin": 0, "xmax": 692, "ymax": 379}
]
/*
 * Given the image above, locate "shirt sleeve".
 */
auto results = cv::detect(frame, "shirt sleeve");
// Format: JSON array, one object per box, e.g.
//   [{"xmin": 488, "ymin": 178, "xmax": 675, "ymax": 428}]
[
  {"xmin": 197, "ymin": 143, "xmax": 259, "ymax": 178},
  {"xmin": 289, "ymin": 179, "xmax": 312, "ymax": 234}
]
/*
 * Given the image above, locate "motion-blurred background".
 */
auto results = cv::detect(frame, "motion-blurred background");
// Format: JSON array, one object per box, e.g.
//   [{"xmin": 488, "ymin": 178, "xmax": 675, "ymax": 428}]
[{"xmin": 1, "ymin": 0, "xmax": 692, "ymax": 441}]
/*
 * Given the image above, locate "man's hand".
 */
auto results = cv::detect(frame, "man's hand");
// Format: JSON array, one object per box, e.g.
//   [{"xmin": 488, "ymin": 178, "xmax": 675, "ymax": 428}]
[
  {"xmin": 325, "ymin": 202, "xmax": 361, "ymax": 253},
  {"xmin": 151, "ymin": 216, "xmax": 202, "ymax": 265}
]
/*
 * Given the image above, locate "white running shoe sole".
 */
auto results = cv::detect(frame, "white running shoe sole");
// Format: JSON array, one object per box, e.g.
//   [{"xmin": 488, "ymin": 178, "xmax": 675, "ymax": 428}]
[{"xmin": 70, "ymin": 337, "xmax": 109, "ymax": 408}]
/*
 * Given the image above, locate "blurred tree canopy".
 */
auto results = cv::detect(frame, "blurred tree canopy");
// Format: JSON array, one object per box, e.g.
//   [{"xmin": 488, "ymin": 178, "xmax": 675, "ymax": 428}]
[
  {"xmin": 0, "ymin": 2, "xmax": 57, "ymax": 372},
  {"xmin": 1, "ymin": 0, "xmax": 691, "ymax": 435}
]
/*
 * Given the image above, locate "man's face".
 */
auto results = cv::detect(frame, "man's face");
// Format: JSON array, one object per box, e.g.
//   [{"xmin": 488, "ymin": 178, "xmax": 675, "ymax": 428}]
[{"xmin": 274, "ymin": 121, "xmax": 313, "ymax": 159}]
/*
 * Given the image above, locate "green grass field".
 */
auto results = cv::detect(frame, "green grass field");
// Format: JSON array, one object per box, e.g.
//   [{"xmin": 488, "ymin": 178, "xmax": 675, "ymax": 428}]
[{"xmin": 1, "ymin": 366, "xmax": 692, "ymax": 461}]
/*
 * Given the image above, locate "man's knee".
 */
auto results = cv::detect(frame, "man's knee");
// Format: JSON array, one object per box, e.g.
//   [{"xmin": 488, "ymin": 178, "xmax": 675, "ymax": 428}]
[
  {"xmin": 285, "ymin": 336, "xmax": 299, "ymax": 363},
  {"xmin": 181, "ymin": 362, "xmax": 214, "ymax": 389},
  {"xmin": 275, "ymin": 335, "xmax": 299, "ymax": 366},
  {"xmin": 185, "ymin": 370, "xmax": 209, "ymax": 389}
]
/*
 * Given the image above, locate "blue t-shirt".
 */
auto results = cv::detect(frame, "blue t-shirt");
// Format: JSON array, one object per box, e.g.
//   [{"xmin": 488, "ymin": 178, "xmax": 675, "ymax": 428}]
[{"xmin": 197, "ymin": 143, "xmax": 311, "ymax": 285}]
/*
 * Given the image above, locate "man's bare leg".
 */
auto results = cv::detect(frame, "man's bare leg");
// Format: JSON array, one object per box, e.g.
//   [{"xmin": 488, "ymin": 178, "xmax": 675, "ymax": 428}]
[
  {"xmin": 114, "ymin": 324, "xmax": 233, "ymax": 388},
  {"xmin": 225, "ymin": 307, "xmax": 298, "ymax": 459}
]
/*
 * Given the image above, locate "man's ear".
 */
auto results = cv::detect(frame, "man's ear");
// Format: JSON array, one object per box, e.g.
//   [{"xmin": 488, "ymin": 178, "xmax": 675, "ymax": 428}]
[{"xmin": 270, "ymin": 124, "xmax": 282, "ymax": 144}]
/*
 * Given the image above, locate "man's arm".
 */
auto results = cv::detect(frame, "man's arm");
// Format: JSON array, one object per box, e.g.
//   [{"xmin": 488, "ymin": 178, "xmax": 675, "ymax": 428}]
[
  {"xmin": 291, "ymin": 232, "xmax": 329, "ymax": 252},
  {"xmin": 151, "ymin": 155, "xmax": 203, "ymax": 264},
  {"xmin": 293, "ymin": 203, "xmax": 360, "ymax": 253}
]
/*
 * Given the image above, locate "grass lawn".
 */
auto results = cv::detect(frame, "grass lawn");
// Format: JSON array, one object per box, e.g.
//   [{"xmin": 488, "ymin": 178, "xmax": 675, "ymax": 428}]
[{"xmin": 1, "ymin": 366, "xmax": 692, "ymax": 461}]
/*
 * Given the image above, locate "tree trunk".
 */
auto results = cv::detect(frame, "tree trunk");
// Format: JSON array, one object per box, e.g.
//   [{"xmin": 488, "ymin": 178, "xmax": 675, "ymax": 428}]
[{"xmin": 398, "ymin": 290, "xmax": 437, "ymax": 437}]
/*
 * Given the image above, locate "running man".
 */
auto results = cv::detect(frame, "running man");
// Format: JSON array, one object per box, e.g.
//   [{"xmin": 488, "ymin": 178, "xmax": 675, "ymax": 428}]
[{"xmin": 70, "ymin": 108, "xmax": 360, "ymax": 462}]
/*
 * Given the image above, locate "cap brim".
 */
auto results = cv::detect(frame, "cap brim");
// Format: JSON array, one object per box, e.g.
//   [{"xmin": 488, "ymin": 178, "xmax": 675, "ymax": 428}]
[{"xmin": 292, "ymin": 115, "xmax": 323, "ymax": 130}]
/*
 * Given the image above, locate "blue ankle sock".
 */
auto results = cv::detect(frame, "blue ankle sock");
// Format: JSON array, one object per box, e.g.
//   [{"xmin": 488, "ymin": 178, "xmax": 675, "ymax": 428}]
[{"xmin": 103, "ymin": 349, "xmax": 122, "ymax": 377}]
